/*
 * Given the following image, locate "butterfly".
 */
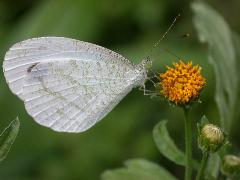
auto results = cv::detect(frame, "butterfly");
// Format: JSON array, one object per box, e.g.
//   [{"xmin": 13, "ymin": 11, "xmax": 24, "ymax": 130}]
[{"xmin": 3, "ymin": 37, "xmax": 152, "ymax": 133}]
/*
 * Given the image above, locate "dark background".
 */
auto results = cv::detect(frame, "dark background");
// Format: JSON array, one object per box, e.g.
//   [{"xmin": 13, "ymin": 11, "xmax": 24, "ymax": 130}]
[{"xmin": 0, "ymin": 0, "xmax": 239, "ymax": 179}]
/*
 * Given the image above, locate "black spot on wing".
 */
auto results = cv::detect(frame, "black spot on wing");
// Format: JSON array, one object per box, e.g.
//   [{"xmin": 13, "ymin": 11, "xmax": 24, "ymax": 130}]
[{"xmin": 27, "ymin": 63, "xmax": 39, "ymax": 73}]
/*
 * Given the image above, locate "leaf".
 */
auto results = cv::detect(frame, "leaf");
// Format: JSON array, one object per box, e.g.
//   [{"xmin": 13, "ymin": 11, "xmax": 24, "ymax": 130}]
[
  {"xmin": 153, "ymin": 120, "xmax": 185, "ymax": 165},
  {"xmin": 199, "ymin": 115, "xmax": 209, "ymax": 126},
  {"xmin": 101, "ymin": 159, "xmax": 177, "ymax": 180},
  {"xmin": 191, "ymin": 1, "xmax": 238, "ymax": 132},
  {"xmin": 197, "ymin": 115, "xmax": 209, "ymax": 132},
  {"xmin": 232, "ymin": 32, "xmax": 240, "ymax": 69},
  {"xmin": 0, "ymin": 117, "xmax": 20, "ymax": 162},
  {"xmin": 231, "ymin": 32, "xmax": 240, "ymax": 128},
  {"xmin": 153, "ymin": 120, "xmax": 198, "ymax": 168},
  {"xmin": 204, "ymin": 153, "xmax": 220, "ymax": 180}
]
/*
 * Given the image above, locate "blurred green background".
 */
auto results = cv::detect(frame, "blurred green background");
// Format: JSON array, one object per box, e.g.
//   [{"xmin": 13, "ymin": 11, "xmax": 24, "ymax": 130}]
[{"xmin": 0, "ymin": 0, "xmax": 239, "ymax": 179}]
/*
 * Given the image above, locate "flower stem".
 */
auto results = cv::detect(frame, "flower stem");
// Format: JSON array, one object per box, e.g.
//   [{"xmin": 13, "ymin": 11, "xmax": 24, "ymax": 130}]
[
  {"xmin": 184, "ymin": 107, "xmax": 192, "ymax": 180},
  {"xmin": 195, "ymin": 152, "xmax": 209, "ymax": 180}
]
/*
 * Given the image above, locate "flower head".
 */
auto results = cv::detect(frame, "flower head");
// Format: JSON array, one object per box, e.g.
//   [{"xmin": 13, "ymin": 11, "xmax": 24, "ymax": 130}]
[
  {"xmin": 198, "ymin": 124, "xmax": 225, "ymax": 153},
  {"xmin": 160, "ymin": 60, "xmax": 206, "ymax": 104}
]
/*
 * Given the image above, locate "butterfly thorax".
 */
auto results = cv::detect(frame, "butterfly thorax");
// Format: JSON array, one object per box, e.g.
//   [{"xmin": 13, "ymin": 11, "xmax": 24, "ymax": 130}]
[{"xmin": 131, "ymin": 59, "xmax": 151, "ymax": 88}]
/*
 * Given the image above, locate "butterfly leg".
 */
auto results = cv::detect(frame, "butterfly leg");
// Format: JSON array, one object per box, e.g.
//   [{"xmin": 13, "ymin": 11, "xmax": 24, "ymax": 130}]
[
  {"xmin": 149, "ymin": 69, "xmax": 161, "ymax": 80},
  {"xmin": 139, "ymin": 85, "xmax": 158, "ymax": 96}
]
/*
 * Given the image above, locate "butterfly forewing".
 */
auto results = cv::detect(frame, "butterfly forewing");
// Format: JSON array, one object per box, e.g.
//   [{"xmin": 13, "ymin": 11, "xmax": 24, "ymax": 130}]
[{"xmin": 3, "ymin": 37, "xmax": 133, "ymax": 99}]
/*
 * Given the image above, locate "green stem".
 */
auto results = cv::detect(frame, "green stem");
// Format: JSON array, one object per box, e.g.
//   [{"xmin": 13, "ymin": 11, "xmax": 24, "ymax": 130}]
[
  {"xmin": 195, "ymin": 152, "xmax": 209, "ymax": 180},
  {"xmin": 184, "ymin": 107, "xmax": 192, "ymax": 180}
]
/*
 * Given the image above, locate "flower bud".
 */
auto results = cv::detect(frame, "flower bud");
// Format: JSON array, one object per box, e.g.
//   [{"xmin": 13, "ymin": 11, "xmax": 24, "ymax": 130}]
[
  {"xmin": 221, "ymin": 155, "xmax": 240, "ymax": 178},
  {"xmin": 198, "ymin": 124, "xmax": 225, "ymax": 153}
]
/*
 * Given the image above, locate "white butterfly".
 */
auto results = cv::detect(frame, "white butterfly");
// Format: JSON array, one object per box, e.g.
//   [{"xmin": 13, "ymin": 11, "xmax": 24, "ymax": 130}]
[{"xmin": 3, "ymin": 37, "xmax": 152, "ymax": 133}]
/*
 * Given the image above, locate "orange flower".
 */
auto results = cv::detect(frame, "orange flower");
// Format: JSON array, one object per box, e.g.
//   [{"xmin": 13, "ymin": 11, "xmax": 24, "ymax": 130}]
[{"xmin": 160, "ymin": 60, "xmax": 206, "ymax": 104}]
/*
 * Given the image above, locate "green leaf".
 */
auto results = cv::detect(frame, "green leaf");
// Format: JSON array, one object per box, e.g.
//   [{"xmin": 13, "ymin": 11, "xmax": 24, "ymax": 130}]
[
  {"xmin": 153, "ymin": 120, "xmax": 198, "ymax": 168},
  {"xmin": 232, "ymin": 32, "xmax": 240, "ymax": 68},
  {"xmin": 232, "ymin": 31, "xmax": 240, "ymax": 122},
  {"xmin": 197, "ymin": 115, "xmax": 209, "ymax": 131},
  {"xmin": 191, "ymin": 1, "xmax": 238, "ymax": 132},
  {"xmin": 204, "ymin": 153, "xmax": 220, "ymax": 180},
  {"xmin": 199, "ymin": 115, "xmax": 209, "ymax": 126},
  {"xmin": 101, "ymin": 159, "xmax": 177, "ymax": 180},
  {"xmin": 0, "ymin": 117, "xmax": 20, "ymax": 162},
  {"xmin": 153, "ymin": 120, "xmax": 185, "ymax": 166}
]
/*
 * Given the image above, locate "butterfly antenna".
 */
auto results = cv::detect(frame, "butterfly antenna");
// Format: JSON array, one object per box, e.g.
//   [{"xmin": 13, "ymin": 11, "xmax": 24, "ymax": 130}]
[
  {"xmin": 145, "ymin": 13, "xmax": 180, "ymax": 60},
  {"xmin": 161, "ymin": 47, "xmax": 181, "ymax": 59}
]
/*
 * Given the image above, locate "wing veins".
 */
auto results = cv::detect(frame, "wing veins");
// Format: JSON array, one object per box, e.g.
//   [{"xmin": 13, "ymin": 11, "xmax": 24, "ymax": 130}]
[{"xmin": 61, "ymin": 94, "xmax": 100, "ymax": 131}]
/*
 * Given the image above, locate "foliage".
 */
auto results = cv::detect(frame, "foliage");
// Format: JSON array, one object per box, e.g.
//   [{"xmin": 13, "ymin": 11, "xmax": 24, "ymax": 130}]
[
  {"xmin": 153, "ymin": 120, "xmax": 185, "ymax": 166},
  {"xmin": 101, "ymin": 159, "xmax": 177, "ymax": 180},
  {"xmin": 191, "ymin": 1, "xmax": 240, "ymax": 179},
  {"xmin": 0, "ymin": 117, "xmax": 20, "ymax": 162},
  {"xmin": 191, "ymin": 1, "xmax": 238, "ymax": 132},
  {"xmin": 153, "ymin": 120, "xmax": 199, "ymax": 168}
]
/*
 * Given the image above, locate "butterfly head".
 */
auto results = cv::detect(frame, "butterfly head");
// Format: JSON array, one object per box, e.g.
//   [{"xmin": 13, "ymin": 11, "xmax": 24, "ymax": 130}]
[{"xmin": 141, "ymin": 58, "xmax": 152, "ymax": 70}]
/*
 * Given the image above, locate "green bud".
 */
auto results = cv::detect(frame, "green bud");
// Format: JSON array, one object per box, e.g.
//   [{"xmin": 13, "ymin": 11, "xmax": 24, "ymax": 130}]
[
  {"xmin": 198, "ymin": 124, "xmax": 225, "ymax": 153},
  {"xmin": 221, "ymin": 155, "xmax": 240, "ymax": 178}
]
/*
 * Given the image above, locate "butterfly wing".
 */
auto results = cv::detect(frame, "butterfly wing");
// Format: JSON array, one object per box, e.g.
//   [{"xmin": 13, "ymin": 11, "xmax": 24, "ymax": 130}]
[
  {"xmin": 3, "ymin": 37, "xmax": 133, "ymax": 99},
  {"xmin": 3, "ymin": 37, "xmax": 146, "ymax": 132}
]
